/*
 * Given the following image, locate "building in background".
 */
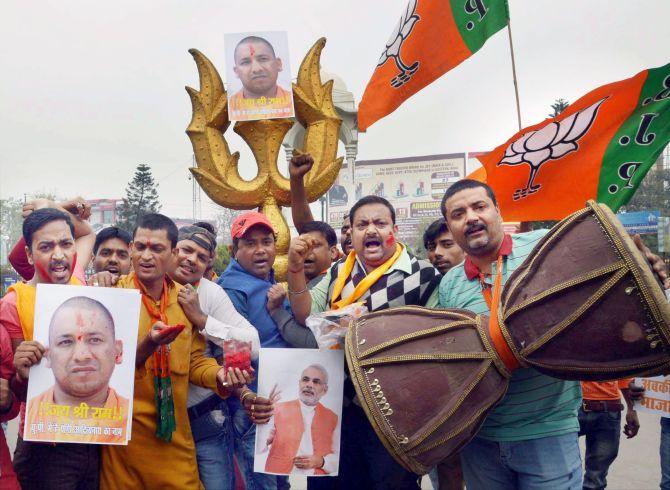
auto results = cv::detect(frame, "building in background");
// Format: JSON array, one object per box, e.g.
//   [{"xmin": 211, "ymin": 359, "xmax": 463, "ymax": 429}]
[
  {"xmin": 88, "ymin": 199, "xmax": 123, "ymax": 231},
  {"xmin": 327, "ymin": 153, "xmax": 467, "ymax": 243}
]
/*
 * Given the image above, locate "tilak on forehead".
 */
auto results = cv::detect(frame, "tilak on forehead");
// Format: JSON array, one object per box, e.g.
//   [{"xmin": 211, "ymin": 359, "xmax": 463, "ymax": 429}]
[{"xmin": 249, "ymin": 44, "xmax": 255, "ymax": 58}]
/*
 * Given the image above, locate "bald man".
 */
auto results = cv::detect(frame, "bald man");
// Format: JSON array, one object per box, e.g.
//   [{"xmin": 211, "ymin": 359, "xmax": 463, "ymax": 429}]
[
  {"xmin": 24, "ymin": 296, "xmax": 129, "ymax": 443},
  {"xmin": 228, "ymin": 35, "xmax": 293, "ymax": 120}
]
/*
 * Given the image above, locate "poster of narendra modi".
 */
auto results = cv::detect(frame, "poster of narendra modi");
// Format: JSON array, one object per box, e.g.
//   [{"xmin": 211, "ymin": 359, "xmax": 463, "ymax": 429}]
[
  {"xmin": 254, "ymin": 348, "xmax": 344, "ymax": 476},
  {"xmin": 224, "ymin": 30, "xmax": 295, "ymax": 122},
  {"xmin": 24, "ymin": 284, "xmax": 140, "ymax": 445}
]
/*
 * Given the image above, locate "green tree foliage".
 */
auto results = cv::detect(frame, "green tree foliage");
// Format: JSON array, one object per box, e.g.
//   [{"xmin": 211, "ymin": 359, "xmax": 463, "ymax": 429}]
[
  {"xmin": 117, "ymin": 163, "xmax": 161, "ymax": 232},
  {"xmin": 549, "ymin": 98, "xmax": 570, "ymax": 118},
  {"xmin": 0, "ymin": 198, "xmax": 24, "ymax": 247},
  {"xmin": 213, "ymin": 244, "xmax": 233, "ymax": 274}
]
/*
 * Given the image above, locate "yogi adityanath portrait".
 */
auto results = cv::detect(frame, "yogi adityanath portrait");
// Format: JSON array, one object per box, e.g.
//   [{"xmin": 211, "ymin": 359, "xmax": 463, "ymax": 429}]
[
  {"xmin": 262, "ymin": 364, "xmax": 340, "ymax": 476},
  {"xmin": 225, "ymin": 31, "xmax": 295, "ymax": 122},
  {"xmin": 24, "ymin": 294, "xmax": 132, "ymax": 445}
]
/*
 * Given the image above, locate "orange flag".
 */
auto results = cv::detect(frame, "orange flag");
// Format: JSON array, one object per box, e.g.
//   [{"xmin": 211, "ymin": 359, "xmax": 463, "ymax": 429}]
[
  {"xmin": 476, "ymin": 63, "xmax": 670, "ymax": 221},
  {"xmin": 358, "ymin": 0, "xmax": 509, "ymax": 131}
]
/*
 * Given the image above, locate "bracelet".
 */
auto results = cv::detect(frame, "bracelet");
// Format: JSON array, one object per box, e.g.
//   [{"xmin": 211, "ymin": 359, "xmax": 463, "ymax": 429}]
[
  {"xmin": 240, "ymin": 390, "xmax": 255, "ymax": 405},
  {"xmin": 288, "ymin": 287, "xmax": 308, "ymax": 295}
]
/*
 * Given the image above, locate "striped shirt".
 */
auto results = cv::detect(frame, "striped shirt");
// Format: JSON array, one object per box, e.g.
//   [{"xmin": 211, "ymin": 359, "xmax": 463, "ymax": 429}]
[{"xmin": 438, "ymin": 230, "xmax": 581, "ymax": 441}]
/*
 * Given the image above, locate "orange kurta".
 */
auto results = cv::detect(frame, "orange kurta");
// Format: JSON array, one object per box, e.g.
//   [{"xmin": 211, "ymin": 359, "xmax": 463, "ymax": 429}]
[
  {"xmin": 266, "ymin": 400, "xmax": 338, "ymax": 475},
  {"xmin": 25, "ymin": 386, "xmax": 129, "ymax": 444},
  {"xmin": 100, "ymin": 273, "xmax": 223, "ymax": 490}
]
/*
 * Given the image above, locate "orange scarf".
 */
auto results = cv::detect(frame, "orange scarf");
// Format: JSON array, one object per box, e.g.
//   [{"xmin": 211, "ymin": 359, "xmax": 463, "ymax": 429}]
[
  {"xmin": 480, "ymin": 256, "xmax": 520, "ymax": 371},
  {"xmin": 132, "ymin": 274, "xmax": 176, "ymax": 441},
  {"xmin": 330, "ymin": 244, "xmax": 403, "ymax": 310}
]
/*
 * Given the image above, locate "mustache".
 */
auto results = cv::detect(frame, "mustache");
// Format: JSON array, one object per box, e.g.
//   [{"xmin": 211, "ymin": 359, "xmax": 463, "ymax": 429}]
[{"xmin": 465, "ymin": 223, "xmax": 487, "ymax": 236}]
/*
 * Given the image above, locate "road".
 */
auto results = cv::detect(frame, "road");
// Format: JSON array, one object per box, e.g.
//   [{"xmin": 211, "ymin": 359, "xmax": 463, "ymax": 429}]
[{"xmin": 5, "ymin": 410, "xmax": 663, "ymax": 489}]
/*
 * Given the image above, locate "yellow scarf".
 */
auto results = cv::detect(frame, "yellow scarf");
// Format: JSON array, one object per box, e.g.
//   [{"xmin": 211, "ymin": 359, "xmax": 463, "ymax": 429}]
[
  {"xmin": 330, "ymin": 244, "xmax": 403, "ymax": 310},
  {"xmin": 7, "ymin": 276, "xmax": 82, "ymax": 341}
]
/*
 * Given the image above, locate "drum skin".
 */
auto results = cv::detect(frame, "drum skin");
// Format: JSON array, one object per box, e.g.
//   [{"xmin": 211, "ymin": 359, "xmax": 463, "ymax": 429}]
[
  {"xmin": 345, "ymin": 307, "xmax": 509, "ymax": 475},
  {"xmin": 501, "ymin": 201, "xmax": 670, "ymax": 380}
]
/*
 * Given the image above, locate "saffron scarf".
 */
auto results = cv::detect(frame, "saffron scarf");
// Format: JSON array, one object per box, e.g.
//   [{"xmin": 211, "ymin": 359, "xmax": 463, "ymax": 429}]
[{"xmin": 133, "ymin": 274, "xmax": 176, "ymax": 442}]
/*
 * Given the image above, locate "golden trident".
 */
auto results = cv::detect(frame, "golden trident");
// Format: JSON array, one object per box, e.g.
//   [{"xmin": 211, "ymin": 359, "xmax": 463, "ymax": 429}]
[{"xmin": 185, "ymin": 38, "xmax": 343, "ymax": 280}]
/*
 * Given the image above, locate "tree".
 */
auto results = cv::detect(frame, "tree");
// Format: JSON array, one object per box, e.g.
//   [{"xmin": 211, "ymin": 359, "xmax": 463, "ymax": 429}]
[
  {"xmin": 117, "ymin": 163, "xmax": 161, "ymax": 232},
  {"xmin": 0, "ymin": 198, "xmax": 24, "ymax": 249},
  {"xmin": 548, "ymin": 98, "xmax": 570, "ymax": 118},
  {"xmin": 213, "ymin": 244, "xmax": 233, "ymax": 274}
]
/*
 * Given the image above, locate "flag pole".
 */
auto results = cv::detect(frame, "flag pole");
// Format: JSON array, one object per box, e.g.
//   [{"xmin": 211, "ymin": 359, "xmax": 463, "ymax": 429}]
[{"xmin": 507, "ymin": 20, "xmax": 522, "ymax": 131}]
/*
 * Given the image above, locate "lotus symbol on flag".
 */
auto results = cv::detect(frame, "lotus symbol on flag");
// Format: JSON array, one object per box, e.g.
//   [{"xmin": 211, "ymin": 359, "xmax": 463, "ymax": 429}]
[
  {"xmin": 377, "ymin": 0, "xmax": 420, "ymax": 88},
  {"xmin": 497, "ymin": 97, "xmax": 607, "ymax": 200}
]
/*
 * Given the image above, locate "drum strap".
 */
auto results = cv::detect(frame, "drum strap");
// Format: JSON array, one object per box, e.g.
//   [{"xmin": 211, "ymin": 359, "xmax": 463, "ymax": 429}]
[{"xmin": 482, "ymin": 255, "xmax": 520, "ymax": 371}]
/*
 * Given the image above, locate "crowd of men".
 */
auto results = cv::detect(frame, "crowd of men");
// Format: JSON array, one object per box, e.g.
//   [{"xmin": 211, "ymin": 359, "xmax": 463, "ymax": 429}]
[{"xmin": 0, "ymin": 152, "xmax": 668, "ymax": 490}]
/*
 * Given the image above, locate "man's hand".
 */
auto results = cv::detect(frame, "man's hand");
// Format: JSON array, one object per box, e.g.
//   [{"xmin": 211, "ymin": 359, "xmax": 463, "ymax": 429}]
[
  {"xmin": 60, "ymin": 198, "xmax": 92, "ymax": 220},
  {"xmin": 293, "ymin": 454, "xmax": 324, "ymax": 470},
  {"xmin": 217, "ymin": 366, "xmax": 254, "ymax": 391},
  {"xmin": 242, "ymin": 383, "xmax": 280, "ymax": 425},
  {"xmin": 0, "ymin": 379, "xmax": 13, "ymax": 413},
  {"xmin": 266, "ymin": 426, "xmax": 276, "ymax": 446},
  {"xmin": 289, "ymin": 152, "xmax": 314, "ymax": 180},
  {"xmin": 628, "ymin": 380, "xmax": 645, "ymax": 402},
  {"xmin": 633, "ymin": 234, "xmax": 670, "ymax": 289},
  {"xmin": 624, "ymin": 410, "xmax": 640, "ymax": 438},
  {"xmin": 89, "ymin": 271, "xmax": 119, "ymax": 287},
  {"xmin": 288, "ymin": 235, "xmax": 318, "ymax": 271},
  {"xmin": 149, "ymin": 321, "xmax": 184, "ymax": 346},
  {"xmin": 267, "ymin": 284, "xmax": 287, "ymax": 313},
  {"xmin": 178, "ymin": 284, "xmax": 207, "ymax": 330},
  {"xmin": 22, "ymin": 199, "xmax": 52, "ymax": 218},
  {"xmin": 14, "ymin": 341, "xmax": 45, "ymax": 382}
]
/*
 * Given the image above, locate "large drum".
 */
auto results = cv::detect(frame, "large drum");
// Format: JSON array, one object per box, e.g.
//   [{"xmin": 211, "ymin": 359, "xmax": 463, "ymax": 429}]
[
  {"xmin": 501, "ymin": 200, "xmax": 670, "ymax": 379},
  {"xmin": 345, "ymin": 308, "xmax": 509, "ymax": 475},
  {"xmin": 345, "ymin": 201, "xmax": 670, "ymax": 474}
]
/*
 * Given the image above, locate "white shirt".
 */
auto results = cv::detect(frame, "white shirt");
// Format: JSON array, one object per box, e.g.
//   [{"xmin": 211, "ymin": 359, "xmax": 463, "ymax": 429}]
[{"xmin": 187, "ymin": 278, "xmax": 260, "ymax": 408}]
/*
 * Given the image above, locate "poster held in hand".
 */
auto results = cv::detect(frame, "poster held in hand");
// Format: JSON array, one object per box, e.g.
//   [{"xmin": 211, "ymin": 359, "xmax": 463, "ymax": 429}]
[
  {"xmin": 24, "ymin": 284, "xmax": 140, "ymax": 445},
  {"xmin": 224, "ymin": 31, "xmax": 295, "ymax": 122},
  {"xmin": 254, "ymin": 348, "xmax": 344, "ymax": 476}
]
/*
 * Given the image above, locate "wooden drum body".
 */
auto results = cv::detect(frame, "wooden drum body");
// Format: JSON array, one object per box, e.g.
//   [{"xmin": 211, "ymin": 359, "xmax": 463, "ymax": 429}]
[
  {"xmin": 344, "ymin": 307, "xmax": 508, "ymax": 475},
  {"xmin": 501, "ymin": 201, "xmax": 670, "ymax": 380}
]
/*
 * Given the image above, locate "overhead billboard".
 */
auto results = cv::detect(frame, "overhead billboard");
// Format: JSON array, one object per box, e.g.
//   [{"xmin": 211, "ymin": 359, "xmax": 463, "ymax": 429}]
[
  {"xmin": 327, "ymin": 153, "xmax": 466, "ymax": 242},
  {"xmin": 616, "ymin": 210, "xmax": 660, "ymax": 235}
]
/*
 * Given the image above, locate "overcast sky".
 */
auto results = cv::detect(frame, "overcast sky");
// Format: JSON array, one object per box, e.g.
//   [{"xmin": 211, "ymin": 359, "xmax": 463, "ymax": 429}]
[{"xmin": 1, "ymin": 0, "xmax": 668, "ymax": 219}]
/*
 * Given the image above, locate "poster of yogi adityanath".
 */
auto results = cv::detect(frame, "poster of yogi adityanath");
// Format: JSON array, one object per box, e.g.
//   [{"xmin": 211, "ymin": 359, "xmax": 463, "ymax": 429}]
[
  {"xmin": 224, "ymin": 31, "xmax": 295, "ymax": 122},
  {"xmin": 24, "ymin": 284, "xmax": 140, "ymax": 445},
  {"xmin": 254, "ymin": 348, "xmax": 344, "ymax": 476}
]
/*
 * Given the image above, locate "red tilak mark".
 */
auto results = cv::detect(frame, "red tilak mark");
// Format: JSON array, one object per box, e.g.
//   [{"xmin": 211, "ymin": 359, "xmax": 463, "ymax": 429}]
[
  {"xmin": 146, "ymin": 240, "xmax": 153, "ymax": 247},
  {"xmin": 385, "ymin": 233, "xmax": 395, "ymax": 247},
  {"xmin": 249, "ymin": 45, "xmax": 255, "ymax": 58}
]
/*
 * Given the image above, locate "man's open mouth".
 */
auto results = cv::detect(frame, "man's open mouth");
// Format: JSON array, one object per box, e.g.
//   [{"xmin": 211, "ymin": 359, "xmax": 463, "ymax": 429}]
[
  {"xmin": 364, "ymin": 239, "xmax": 382, "ymax": 250},
  {"xmin": 106, "ymin": 265, "xmax": 120, "ymax": 274},
  {"xmin": 50, "ymin": 263, "xmax": 69, "ymax": 274},
  {"xmin": 465, "ymin": 224, "xmax": 486, "ymax": 237},
  {"xmin": 138, "ymin": 263, "xmax": 155, "ymax": 272},
  {"xmin": 179, "ymin": 263, "xmax": 195, "ymax": 274},
  {"xmin": 253, "ymin": 259, "xmax": 268, "ymax": 268}
]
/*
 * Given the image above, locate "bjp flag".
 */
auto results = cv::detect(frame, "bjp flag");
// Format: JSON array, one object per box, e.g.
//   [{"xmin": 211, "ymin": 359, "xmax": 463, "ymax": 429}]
[
  {"xmin": 476, "ymin": 63, "xmax": 670, "ymax": 222},
  {"xmin": 358, "ymin": 0, "xmax": 509, "ymax": 131}
]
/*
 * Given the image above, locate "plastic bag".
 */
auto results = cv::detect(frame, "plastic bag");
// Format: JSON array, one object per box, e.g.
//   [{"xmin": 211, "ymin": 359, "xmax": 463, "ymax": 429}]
[
  {"xmin": 305, "ymin": 303, "xmax": 368, "ymax": 350},
  {"xmin": 222, "ymin": 339, "xmax": 252, "ymax": 372}
]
